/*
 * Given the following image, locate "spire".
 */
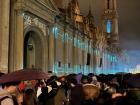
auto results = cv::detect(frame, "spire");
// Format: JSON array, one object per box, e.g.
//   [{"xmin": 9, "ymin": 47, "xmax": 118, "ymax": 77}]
[
  {"xmin": 86, "ymin": 0, "xmax": 94, "ymax": 26},
  {"xmin": 67, "ymin": 0, "xmax": 83, "ymax": 22}
]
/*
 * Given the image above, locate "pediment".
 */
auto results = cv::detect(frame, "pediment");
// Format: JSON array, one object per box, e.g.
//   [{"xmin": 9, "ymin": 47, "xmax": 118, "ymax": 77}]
[{"xmin": 37, "ymin": 0, "xmax": 60, "ymax": 13}]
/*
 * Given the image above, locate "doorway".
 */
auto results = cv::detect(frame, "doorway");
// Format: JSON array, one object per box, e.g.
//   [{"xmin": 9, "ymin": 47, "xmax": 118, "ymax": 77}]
[{"xmin": 24, "ymin": 31, "xmax": 43, "ymax": 70}]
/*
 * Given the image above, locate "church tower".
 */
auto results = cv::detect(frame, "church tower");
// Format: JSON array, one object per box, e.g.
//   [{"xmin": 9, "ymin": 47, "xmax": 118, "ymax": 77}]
[{"xmin": 102, "ymin": 0, "xmax": 119, "ymax": 47}]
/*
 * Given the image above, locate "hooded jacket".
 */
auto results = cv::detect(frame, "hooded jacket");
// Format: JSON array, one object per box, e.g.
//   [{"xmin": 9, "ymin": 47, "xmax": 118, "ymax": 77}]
[{"xmin": 0, "ymin": 88, "xmax": 14, "ymax": 105}]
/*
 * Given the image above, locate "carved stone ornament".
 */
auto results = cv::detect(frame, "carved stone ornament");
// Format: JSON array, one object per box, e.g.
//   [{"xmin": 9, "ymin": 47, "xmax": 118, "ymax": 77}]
[{"xmin": 23, "ymin": 13, "xmax": 47, "ymax": 36}]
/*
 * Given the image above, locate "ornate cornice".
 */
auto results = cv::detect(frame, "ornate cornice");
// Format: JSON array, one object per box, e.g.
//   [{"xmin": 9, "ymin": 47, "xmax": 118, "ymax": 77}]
[{"xmin": 14, "ymin": 0, "xmax": 60, "ymax": 23}]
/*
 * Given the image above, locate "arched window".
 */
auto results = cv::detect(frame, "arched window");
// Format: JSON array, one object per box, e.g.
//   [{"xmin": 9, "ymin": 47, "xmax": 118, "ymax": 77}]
[{"xmin": 107, "ymin": 20, "xmax": 111, "ymax": 33}]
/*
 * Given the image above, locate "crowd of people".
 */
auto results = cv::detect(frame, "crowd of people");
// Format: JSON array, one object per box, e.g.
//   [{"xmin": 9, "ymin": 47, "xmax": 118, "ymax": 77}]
[{"xmin": 0, "ymin": 72, "xmax": 140, "ymax": 105}]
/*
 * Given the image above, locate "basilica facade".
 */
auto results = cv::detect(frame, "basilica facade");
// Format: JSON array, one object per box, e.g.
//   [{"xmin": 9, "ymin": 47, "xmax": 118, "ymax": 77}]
[{"xmin": 0, "ymin": 0, "xmax": 123, "ymax": 75}]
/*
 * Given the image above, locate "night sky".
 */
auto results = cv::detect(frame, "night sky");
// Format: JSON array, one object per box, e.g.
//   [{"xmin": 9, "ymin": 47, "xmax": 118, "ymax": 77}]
[{"xmin": 78, "ymin": 0, "xmax": 140, "ymax": 67}]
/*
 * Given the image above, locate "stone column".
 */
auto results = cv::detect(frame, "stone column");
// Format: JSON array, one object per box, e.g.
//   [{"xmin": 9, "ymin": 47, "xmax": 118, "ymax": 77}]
[
  {"xmin": 72, "ymin": 36, "xmax": 76, "ymax": 72},
  {"xmin": 82, "ymin": 42, "xmax": 85, "ymax": 73},
  {"xmin": 0, "ymin": 0, "xmax": 10, "ymax": 73},
  {"xmin": 63, "ymin": 33, "xmax": 66, "ymax": 73},
  {"xmin": 14, "ymin": 10, "xmax": 24, "ymax": 70},
  {"xmin": 48, "ymin": 26, "xmax": 55, "ymax": 72},
  {"xmin": 63, "ymin": 28, "xmax": 68, "ymax": 73}
]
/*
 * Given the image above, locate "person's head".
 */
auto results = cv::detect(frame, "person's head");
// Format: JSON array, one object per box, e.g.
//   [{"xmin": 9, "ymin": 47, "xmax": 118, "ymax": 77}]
[
  {"xmin": 81, "ymin": 75, "xmax": 92, "ymax": 84},
  {"xmin": 70, "ymin": 78, "xmax": 77, "ymax": 86},
  {"xmin": 2, "ymin": 82, "xmax": 20, "ymax": 95},
  {"xmin": 41, "ymin": 86, "xmax": 48, "ymax": 94},
  {"xmin": 24, "ymin": 88, "xmax": 34, "ymax": 95},
  {"xmin": 37, "ymin": 79, "xmax": 46, "ymax": 87},
  {"xmin": 50, "ymin": 81, "xmax": 58, "ymax": 89}
]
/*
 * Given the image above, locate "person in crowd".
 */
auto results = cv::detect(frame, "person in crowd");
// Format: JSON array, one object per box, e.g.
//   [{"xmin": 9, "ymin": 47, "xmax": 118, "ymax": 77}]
[
  {"xmin": 22, "ymin": 88, "xmax": 38, "ymax": 105},
  {"xmin": 91, "ymin": 76, "xmax": 101, "ymax": 89},
  {"xmin": 109, "ymin": 96, "xmax": 139, "ymax": 105},
  {"xmin": 120, "ymin": 74, "xmax": 140, "ymax": 104},
  {"xmin": 68, "ymin": 78, "xmax": 85, "ymax": 105},
  {"xmin": 36, "ymin": 79, "xmax": 46, "ymax": 98},
  {"xmin": 38, "ymin": 86, "xmax": 49, "ymax": 105},
  {"xmin": 44, "ymin": 79, "xmax": 67, "ymax": 105},
  {"xmin": 80, "ymin": 75, "xmax": 99, "ymax": 105},
  {"xmin": 54, "ymin": 81, "xmax": 67, "ymax": 105},
  {"xmin": 0, "ymin": 82, "xmax": 20, "ymax": 105},
  {"xmin": 96, "ymin": 91, "xmax": 112, "ymax": 105},
  {"xmin": 82, "ymin": 83, "xmax": 100, "ymax": 105}
]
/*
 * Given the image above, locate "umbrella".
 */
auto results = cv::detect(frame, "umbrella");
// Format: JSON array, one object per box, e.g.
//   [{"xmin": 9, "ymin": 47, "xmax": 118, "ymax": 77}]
[{"xmin": 0, "ymin": 69, "xmax": 49, "ymax": 84}]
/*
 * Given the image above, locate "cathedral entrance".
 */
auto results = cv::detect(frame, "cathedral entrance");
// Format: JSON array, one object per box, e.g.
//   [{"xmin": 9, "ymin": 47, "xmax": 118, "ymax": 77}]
[{"xmin": 24, "ymin": 31, "xmax": 43, "ymax": 70}]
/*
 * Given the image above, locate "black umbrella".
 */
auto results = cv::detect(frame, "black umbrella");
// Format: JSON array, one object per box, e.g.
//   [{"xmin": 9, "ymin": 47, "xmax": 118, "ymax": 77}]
[{"xmin": 0, "ymin": 69, "xmax": 49, "ymax": 84}]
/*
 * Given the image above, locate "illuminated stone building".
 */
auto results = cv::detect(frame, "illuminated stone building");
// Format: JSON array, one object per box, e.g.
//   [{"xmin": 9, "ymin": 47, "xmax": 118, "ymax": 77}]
[{"xmin": 0, "ymin": 0, "xmax": 121, "ymax": 75}]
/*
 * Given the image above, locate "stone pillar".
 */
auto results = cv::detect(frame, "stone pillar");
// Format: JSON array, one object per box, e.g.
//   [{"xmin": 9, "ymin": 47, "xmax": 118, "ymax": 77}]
[
  {"xmin": 14, "ymin": 10, "xmax": 24, "ymax": 70},
  {"xmin": 63, "ymin": 33, "xmax": 66, "ymax": 73},
  {"xmin": 81, "ymin": 39, "xmax": 84, "ymax": 73},
  {"xmin": 48, "ymin": 26, "xmax": 55, "ymax": 72},
  {"xmin": 114, "ymin": 0, "xmax": 117, "ymax": 10},
  {"xmin": 72, "ymin": 36, "xmax": 76, "ymax": 72},
  {"xmin": 0, "ymin": 0, "xmax": 10, "ymax": 73},
  {"xmin": 63, "ymin": 29, "xmax": 68, "ymax": 73},
  {"xmin": 104, "ymin": 0, "xmax": 107, "ymax": 9}
]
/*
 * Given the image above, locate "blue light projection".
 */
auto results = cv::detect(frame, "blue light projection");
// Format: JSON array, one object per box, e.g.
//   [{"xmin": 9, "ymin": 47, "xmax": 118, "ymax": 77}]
[
  {"xmin": 77, "ymin": 39, "xmax": 80, "ymax": 48},
  {"xmin": 52, "ymin": 27, "xmax": 93, "ymax": 52},
  {"xmin": 107, "ymin": 20, "xmax": 111, "ymax": 33},
  {"xmin": 52, "ymin": 27, "xmax": 58, "ymax": 38},
  {"xmin": 65, "ymin": 33, "xmax": 69, "ymax": 41},
  {"xmin": 51, "ymin": 26, "xmax": 132, "ymax": 75},
  {"xmin": 74, "ymin": 37, "xmax": 77, "ymax": 47},
  {"xmin": 94, "ymin": 48, "xmax": 100, "ymax": 55},
  {"xmin": 52, "ymin": 60, "xmax": 131, "ymax": 75}
]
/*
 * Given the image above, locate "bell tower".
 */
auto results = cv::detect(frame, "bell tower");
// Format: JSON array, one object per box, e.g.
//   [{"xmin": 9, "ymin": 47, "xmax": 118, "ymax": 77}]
[{"xmin": 102, "ymin": 0, "xmax": 119, "ymax": 47}]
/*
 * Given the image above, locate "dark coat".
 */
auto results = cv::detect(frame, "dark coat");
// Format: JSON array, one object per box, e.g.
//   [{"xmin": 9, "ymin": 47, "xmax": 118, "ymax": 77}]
[
  {"xmin": 38, "ymin": 87, "xmax": 49, "ymax": 105},
  {"xmin": 22, "ymin": 88, "xmax": 38, "ymax": 105},
  {"xmin": 45, "ymin": 87, "xmax": 67, "ymax": 105},
  {"xmin": 38, "ymin": 92, "xmax": 49, "ymax": 105},
  {"xmin": 69, "ymin": 85, "xmax": 85, "ymax": 105}
]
